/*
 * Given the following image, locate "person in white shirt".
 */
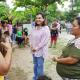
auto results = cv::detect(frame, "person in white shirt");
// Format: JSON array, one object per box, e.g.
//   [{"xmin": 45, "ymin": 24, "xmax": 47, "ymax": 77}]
[{"xmin": 65, "ymin": 21, "xmax": 72, "ymax": 34}]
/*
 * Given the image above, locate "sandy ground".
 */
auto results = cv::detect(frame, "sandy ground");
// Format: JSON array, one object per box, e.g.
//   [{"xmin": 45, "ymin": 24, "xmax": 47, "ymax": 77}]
[{"xmin": 7, "ymin": 31, "xmax": 74, "ymax": 80}]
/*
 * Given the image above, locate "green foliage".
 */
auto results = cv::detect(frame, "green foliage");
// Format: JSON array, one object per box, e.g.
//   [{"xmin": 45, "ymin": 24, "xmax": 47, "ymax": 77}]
[
  {"xmin": 0, "ymin": 2, "xmax": 10, "ymax": 20},
  {"xmin": 46, "ymin": 3, "xmax": 57, "ymax": 22},
  {"xmin": 11, "ymin": 6, "xmax": 38, "ymax": 24},
  {"xmin": 65, "ymin": 11, "xmax": 77, "ymax": 22},
  {"xmin": 15, "ymin": 0, "xmax": 34, "ymax": 7},
  {"xmin": 70, "ymin": 0, "xmax": 80, "ymax": 13},
  {"xmin": 12, "ymin": 0, "xmax": 67, "ymax": 24},
  {"xmin": 11, "ymin": 11, "xmax": 25, "ymax": 24}
]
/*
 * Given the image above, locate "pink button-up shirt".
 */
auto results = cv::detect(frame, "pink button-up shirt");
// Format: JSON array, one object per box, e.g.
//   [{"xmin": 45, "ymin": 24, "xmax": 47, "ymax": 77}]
[{"xmin": 29, "ymin": 26, "xmax": 50, "ymax": 58}]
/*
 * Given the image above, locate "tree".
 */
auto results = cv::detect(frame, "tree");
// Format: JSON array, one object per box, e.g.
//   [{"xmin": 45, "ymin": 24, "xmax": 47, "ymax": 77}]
[
  {"xmin": 0, "ymin": 2, "xmax": 10, "ymax": 20},
  {"xmin": 15, "ymin": 0, "xmax": 64, "ymax": 12},
  {"xmin": 12, "ymin": 0, "xmax": 66, "ymax": 24},
  {"xmin": 0, "ymin": 0, "xmax": 5, "ymax": 1},
  {"xmin": 70, "ymin": 0, "xmax": 80, "ymax": 12}
]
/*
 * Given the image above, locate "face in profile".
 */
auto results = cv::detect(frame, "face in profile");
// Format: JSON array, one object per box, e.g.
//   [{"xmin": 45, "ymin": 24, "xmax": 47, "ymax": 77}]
[
  {"xmin": 71, "ymin": 20, "xmax": 80, "ymax": 36},
  {"xmin": 35, "ymin": 14, "xmax": 44, "ymax": 26}
]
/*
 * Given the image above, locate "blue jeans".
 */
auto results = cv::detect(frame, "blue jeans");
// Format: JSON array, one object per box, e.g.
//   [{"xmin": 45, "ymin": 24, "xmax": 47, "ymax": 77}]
[
  {"xmin": 12, "ymin": 33, "xmax": 16, "ymax": 41},
  {"xmin": 33, "ymin": 55, "xmax": 44, "ymax": 80}
]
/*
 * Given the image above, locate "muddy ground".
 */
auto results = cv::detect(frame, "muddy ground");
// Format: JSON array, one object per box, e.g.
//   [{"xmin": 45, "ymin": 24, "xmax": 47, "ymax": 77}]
[{"xmin": 7, "ymin": 31, "xmax": 74, "ymax": 80}]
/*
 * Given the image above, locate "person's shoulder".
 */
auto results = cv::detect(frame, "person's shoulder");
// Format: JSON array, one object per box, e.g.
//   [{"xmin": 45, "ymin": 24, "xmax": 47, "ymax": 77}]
[
  {"xmin": 42, "ymin": 26, "xmax": 49, "ymax": 30},
  {"xmin": 75, "ymin": 38, "xmax": 80, "ymax": 49},
  {"xmin": 45, "ymin": 26, "xmax": 49, "ymax": 28},
  {"xmin": 30, "ymin": 27, "xmax": 36, "ymax": 34},
  {"xmin": 42, "ymin": 26, "xmax": 50, "ymax": 36}
]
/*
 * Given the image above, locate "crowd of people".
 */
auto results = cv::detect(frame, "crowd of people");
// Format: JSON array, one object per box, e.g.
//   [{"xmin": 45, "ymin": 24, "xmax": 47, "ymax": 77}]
[
  {"xmin": 29, "ymin": 13, "xmax": 80, "ymax": 80},
  {"xmin": 0, "ymin": 13, "xmax": 80, "ymax": 80}
]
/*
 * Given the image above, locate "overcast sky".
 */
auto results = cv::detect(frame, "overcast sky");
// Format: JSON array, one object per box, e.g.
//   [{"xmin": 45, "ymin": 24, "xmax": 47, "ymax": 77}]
[
  {"xmin": 57, "ymin": 0, "xmax": 71, "ymax": 12},
  {"xmin": 6, "ymin": 0, "xmax": 13, "ymax": 8}
]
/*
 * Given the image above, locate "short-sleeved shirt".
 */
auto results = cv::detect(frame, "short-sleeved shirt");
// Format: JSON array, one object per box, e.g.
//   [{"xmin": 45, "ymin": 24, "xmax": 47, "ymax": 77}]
[
  {"xmin": 13, "ymin": 27, "xmax": 17, "ymax": 34},
  {"xmin": 56, "ymin": 38, "xmax": 80, "ymax": 79},
  {"xmin": 17, "ymin": 31, "xmax": 22, "ymax": 37}
]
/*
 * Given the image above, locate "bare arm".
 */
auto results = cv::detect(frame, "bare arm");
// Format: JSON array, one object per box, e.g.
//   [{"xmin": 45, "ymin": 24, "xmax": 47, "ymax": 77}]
[
  {"xmin": 53, "ymin": 56, "xmax": 79, "ymax": 64},
  {"xmin": 0, "ymin": 42, "xmax": 12, "ymax": 75}
]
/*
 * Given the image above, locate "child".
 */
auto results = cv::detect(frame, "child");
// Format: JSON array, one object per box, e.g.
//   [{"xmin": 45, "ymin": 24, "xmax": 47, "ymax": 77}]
[{"xmin": 16, "ymin": 30, "xmax": 24, "ymax": 47}]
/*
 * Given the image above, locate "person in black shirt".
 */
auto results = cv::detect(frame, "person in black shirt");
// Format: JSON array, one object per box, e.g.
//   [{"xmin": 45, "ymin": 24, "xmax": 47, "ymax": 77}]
[
  {"xmin": 23, "ymin": 28, "xmax": 28, "ymax": 36},
  {"xmin": 23, "ymin": 28, "xmax": 29, "ymax": 47},
  {"xmin": 12, "ymin": 25, "xmax": 17, "ymax": 43},
  {"xmin": 49, "ymin": 22, "xmax": 58, "ymax": 48}
]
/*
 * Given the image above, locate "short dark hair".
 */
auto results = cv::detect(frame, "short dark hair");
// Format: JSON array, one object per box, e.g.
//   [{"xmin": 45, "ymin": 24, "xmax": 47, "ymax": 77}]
[
  {"xmin": 76, "ymin": 17, "xmax": 80, "ymax": 26},
  {"xmin": 1, "ymin": 20, "xmax": 7, "ymax": 27},
  {"xmin": 35, "ymin": 13, "xmax": 47, "ymax": 26},
  {"xmin": 4, "ymin": 31, "xmax": 10, "ymax": 36},
  {"xmin": 8, "ymin": 20, "xmax": 12, "ymax": 24},
  {"xmin": 37, "ymin": 75, "xmax": 52, "ymax": 80}
]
